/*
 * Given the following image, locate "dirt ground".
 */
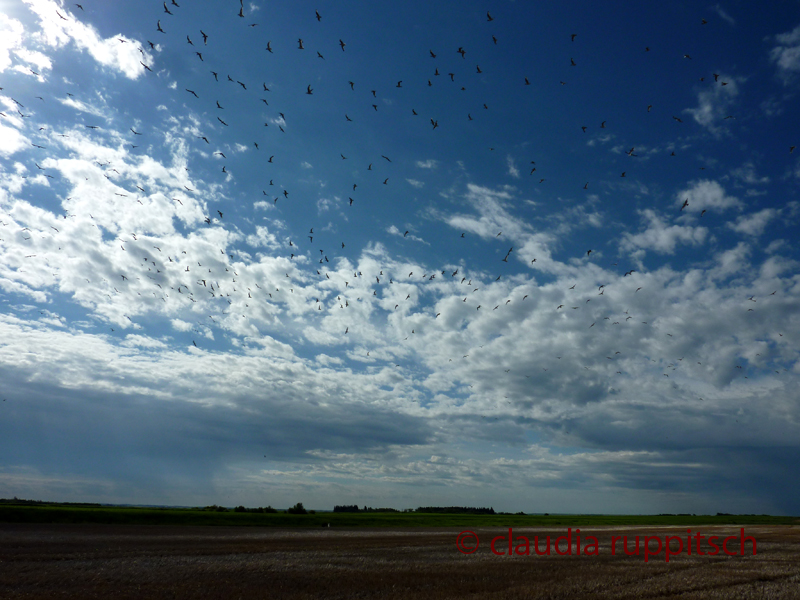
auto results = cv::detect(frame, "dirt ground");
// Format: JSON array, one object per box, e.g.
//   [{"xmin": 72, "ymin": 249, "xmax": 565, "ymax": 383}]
[{"xmin": 1, "ymin": 523, "xmax": 798, "ymax": 599}]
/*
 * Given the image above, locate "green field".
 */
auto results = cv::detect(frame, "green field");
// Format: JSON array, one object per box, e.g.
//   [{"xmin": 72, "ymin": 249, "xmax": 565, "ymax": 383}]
[{"xmin": 0, "ymin": 503, "xmax": 797, "ymax": 528}]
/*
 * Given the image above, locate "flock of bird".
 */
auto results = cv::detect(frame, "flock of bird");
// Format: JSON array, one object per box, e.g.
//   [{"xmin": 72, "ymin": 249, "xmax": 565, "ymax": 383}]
[{"xmin": 1, "ymin": 1, "xmax": 795, "ymax": 416}]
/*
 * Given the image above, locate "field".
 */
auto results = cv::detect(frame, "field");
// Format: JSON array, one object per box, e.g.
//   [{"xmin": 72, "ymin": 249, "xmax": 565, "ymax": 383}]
[
  {"xmin": 2, "ymin": 521, "xmax": 799, "ymax": 599},
  {"xmin": 1, "ymin": 503, "xmax": 796, "ymax": 528}
]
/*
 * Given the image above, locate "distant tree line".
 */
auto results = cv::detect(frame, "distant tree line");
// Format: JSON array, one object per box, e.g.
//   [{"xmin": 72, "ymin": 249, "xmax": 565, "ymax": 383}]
[
  {"xmin": 0, "ymin": 498, "xmax": 101, "ymax": 507},
  {"xmin": 333, "ymin": 505, "xmax": 500, "ymax": 514},
  {"xmin": 415, "ymin": 506, "xmax": 496, "ymax": 514},
  {"xmin": 201, "ymin": 503, "xmax": 315, "ymax": 514},
  {"xmin": 333, "ymin": 505, "xmax": 400, "ymax": 513}
]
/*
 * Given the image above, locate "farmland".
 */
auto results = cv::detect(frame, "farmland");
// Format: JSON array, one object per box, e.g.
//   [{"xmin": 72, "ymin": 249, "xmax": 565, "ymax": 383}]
[{"xmin": 2, "ymin": 522, "xmax": 799, "ymax": 598}]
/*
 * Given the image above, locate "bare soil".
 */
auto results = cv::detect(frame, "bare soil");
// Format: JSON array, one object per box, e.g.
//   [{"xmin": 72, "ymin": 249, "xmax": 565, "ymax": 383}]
[{"xmin": 1, "ymin": 523, "xmax": 798, "ymax": 599}]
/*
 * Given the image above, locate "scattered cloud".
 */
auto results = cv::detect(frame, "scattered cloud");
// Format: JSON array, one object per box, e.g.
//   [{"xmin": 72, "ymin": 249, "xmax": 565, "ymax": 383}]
[
  {"xmin": 621, "ymin": 208, "xmax": 708, "ymax": 255},
  {"xmin": 770, "ymin": 24, "xmax": 800, "ymax": 82},
  {"xmin": 684, "ymin": 75, "xmax": 740, "ymax": 133},
  {"xmin": 416, "ymin": 159, "xmax": 438, "ymax": 169},
  {"xmin": 728, "ymin": 208, "xmax": 777, "ymax": 236},
  {"xmin": 506, "ymin": 154, "xmax": 520, "ymax": 179}
]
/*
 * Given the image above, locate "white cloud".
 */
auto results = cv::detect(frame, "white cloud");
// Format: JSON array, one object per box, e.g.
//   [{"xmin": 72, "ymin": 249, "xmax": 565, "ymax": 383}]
[
  {"xmin": 770, "ymin": 25, "xmax": 800, "ymax": 81},
  {"xmin": 677, "ymin": 179, "xmax": 742, "ymax": 213},
  {"xmin": 684, "ymin": 75, "xmax": 740, "ymax": 132},
  {"xmin": 22, "ymin": 0, "xmax": 152, "ymax": 79},
  {"xmin": 0, "ymin": 14, "xmax": 25, "ymax": 73},
  {"xmin": 713, "ymin": 5, "xmax": 735, "ymax": 26},
  {"xmin": 406, "ymin": 178, "xmax": 424, "ymax": 188},
  {"xmin": 415, "ymin": 159, "xmax": 438, "ymax": 169},
  {"xmin": 728, "ymin": 209, "xmax": 777, "ymax": 236},
  {"xmin": 731, "ymin": 162, "xmax": 770, "ymax": 185},
  {"xmin": 506, "ymin": 154, "xmax": 520, "ymax": 179},
  {"xmin": 245, "ymin": 225, "xmax": 281, "ymax": 249},
  {"xmin": 316, "ymin": 196, "xmax": 339, "ymax": 213},
  {"xmin": 0, "ymin": 122, "xmax": 28, "ymax": 158},
  {"xmin": 170, "ymin": 319, "xmax": 193, "ymax": 332},
  {"xmin": 621, "ymin": 209, "xmax": 708, "ymax": 254},
  {"xmin": 253, "ymin": 200, "xmax": 275, "ymax": 211},
  {"xmin": 58, "ymin": 95, "xmax": 107, "ymax": 118}
]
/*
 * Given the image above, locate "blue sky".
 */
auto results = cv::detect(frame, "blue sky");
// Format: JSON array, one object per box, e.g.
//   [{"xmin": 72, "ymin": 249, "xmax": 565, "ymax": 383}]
[{"xmin": 1, "ymin": 0, "xmax": 799, "ymax": 513}]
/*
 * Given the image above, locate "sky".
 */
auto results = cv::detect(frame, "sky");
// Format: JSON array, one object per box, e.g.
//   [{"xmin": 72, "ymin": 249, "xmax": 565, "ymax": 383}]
[{"xmin": 1, "ymin": 0, "xmax": 799, "ymax": 514}]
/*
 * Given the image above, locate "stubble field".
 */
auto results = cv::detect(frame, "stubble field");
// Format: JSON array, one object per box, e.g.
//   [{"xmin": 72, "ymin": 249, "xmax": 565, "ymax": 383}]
[{"xmin": 1, "ymin": 523, "xmax": 799, "ymax": 599}]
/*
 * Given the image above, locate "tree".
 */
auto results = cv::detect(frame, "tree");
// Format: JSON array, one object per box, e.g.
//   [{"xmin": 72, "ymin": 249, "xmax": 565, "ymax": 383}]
[{"xmin": 287, "ymin": 502, "xmax": 307, "ymax": 514}]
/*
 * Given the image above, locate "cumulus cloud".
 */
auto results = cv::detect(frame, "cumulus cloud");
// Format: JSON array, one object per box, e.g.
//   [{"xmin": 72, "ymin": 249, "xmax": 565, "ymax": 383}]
[
  {"xmin": 677, "ymin": 179, "xmax": 742, "ymax": 213},
  {"xmin": 22, "ymin": 0, "xmax": 152, "ymax": 79},
  {"xmin": 684, "ymin": 75, "xmax": 740, "ymax": 132},
  {"xmin": 728, "ymin": 209, "xmax": 777, "ymax": 236},
  {"xmin": 621, "ymin": 209, "xmax": 708, "ymax": 255},
  {"xmin": 770, "ymin": 24, "xmax": 800, "ymax": 81}
]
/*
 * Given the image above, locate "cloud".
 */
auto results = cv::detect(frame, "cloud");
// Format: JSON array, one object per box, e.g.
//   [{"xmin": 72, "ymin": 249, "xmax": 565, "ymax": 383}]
[
  {"xmin": 684, "ymin": 75, "xmax": 740, "ymax": 132},
  {"xmin": 245, "ymin": 225, "xmax": 281, "ymax": 249},
  {"xmin": 770, "ymin": 24, "xmax": 800, "ymax": 81},
  {"xmin": 506, "ymin": 154, "xmax": 520, "ymax": 179},
  {"xmin": 677, "ymin": 179, "xmax": 742, "ymax": 213},
  {"xmin": 0, "ymin": 14, "xmax": 26, "ymax": 73},
  {"xmin": 621, "ymin": 209, "xmax": 708, "ymax": 255},
  {"xmin": 713, "ymin": 4, "xmax": 735, "ymax": 26},
  {"xmin": 387, "ymin": 225, "xmax": 427, "ymax": 244},
  {"xmin": 58, "ymin": 95, "xmax": 107, "ymax": 118},
  {"xmin": 728, "ymin": 209, "xmax": 777, "ymax": 236},
  {"xmin": 22, "ymin": 0, "xmax": 152, "ymax": 79},
  {"xmin": 415, "ymin": 159, "xmax": 438, "ymax": 169},
  {"xmin": 406, "ymin": 178, "xmax": 424, "ymax": 188},
  {"xmin": 0, "ymin": 121, "xmax": 29, "ymax": 158},
  {"xmin": 730, "ymin": 162, "xmax": 770, "ymax": 186}
]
